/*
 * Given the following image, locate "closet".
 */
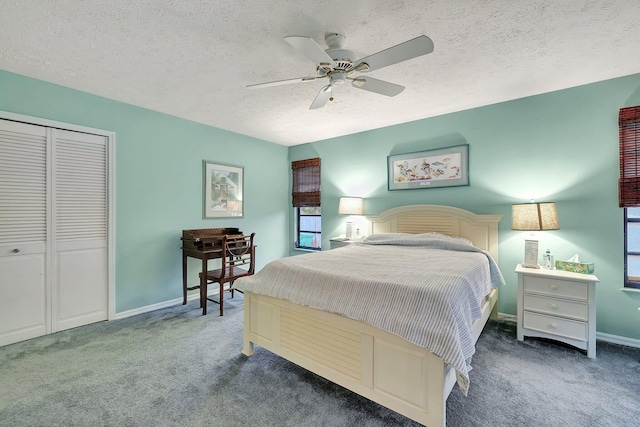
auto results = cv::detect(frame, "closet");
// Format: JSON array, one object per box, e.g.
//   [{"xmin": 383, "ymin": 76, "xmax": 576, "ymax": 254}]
[{"xmin": 0, "ymin": 117, "xmax": 111, "ymax": 346}]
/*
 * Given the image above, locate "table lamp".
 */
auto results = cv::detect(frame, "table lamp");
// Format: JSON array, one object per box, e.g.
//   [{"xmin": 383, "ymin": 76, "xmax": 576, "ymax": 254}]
[
  {"xmin": 512, "ymin": 202, "xmax": 559, "ymax": 268},
  {"xmin": 338, "ymin": 197, "xmax": 364, "ymax": 239}
]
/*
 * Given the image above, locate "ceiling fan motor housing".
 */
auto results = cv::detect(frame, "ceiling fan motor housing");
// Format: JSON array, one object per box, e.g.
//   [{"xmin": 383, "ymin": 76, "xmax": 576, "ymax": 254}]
[
  {"xmin": 318, "ymin": 58, "xmax": 354, "ymax": 75},
  {"xmin": 325, "ymin": 33, "xmax": 346, "ymax": 49},
  {"xmin": 316, "ymin": 33, "xmax": 355, "ymax": 75}
]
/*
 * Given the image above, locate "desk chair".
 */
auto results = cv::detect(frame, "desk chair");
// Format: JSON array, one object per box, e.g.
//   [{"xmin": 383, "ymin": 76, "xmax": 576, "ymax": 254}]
[{"xmin": 199, "ymin": 233, "xmax": 255, "ymax": 316}]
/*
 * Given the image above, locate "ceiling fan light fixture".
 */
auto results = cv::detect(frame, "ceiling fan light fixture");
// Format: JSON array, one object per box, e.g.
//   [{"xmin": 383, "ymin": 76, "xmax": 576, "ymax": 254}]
[{"xmin": 329, "ymin": 72, "xmax": 346, "ymax": 85}]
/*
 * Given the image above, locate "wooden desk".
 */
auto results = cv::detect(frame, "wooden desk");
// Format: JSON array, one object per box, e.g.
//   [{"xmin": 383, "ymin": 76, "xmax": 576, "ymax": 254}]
[
  {"xmin": 181, "ymin": 227, "xmax": 243, "ymax": 306},
  {"xmin": 182, "ymin": 245, "xmax": 223, "ymax": 306}
]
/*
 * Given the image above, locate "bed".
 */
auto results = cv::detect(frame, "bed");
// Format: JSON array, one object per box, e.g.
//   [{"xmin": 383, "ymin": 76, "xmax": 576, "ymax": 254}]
[{"xmin": 234, "ymin": 205, "xmax": 503, "ymax": 426}]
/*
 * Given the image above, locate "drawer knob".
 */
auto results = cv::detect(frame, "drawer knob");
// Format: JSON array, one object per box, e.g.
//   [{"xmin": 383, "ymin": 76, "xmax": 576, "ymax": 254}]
[
  {"xmin": 13, "ymin": 248, "xmax": 20, "ymax": 253},
  {"xmin": 550, "ymin": 284, "xmax": 559, "ymax": 290},
  {"xmin": 550, "ymin": 303, "xmax": 559, "ymax": 310},
  {"xmin": 550, "ymin": 323, "xmax": 558, "ymax": 329}
]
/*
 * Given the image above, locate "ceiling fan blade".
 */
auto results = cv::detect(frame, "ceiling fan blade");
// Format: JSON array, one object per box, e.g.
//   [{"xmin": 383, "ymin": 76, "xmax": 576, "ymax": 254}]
[
  {"xmin": 354, "ymin": 35, "xmax": 434, "ymax": 72},
  {"xmin": 284, "ymin": 36, "xmax": 337, "ymax": 68},
  {"xmin": 310, "ymin": 85, "xmax": 332, "ymax": 110},
  {"xmin": 247, "ymin": 75, "xmax": 324, "ymax": 89},
  {"xmin": 351, "ymin": 77, "xmax": 404, "ymax": 97}
]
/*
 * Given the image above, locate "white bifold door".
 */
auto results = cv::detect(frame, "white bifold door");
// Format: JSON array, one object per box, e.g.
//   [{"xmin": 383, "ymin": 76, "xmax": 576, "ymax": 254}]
[{"xmin": 0, "ymin": 118, "xmax": 108, "ymax": 346}]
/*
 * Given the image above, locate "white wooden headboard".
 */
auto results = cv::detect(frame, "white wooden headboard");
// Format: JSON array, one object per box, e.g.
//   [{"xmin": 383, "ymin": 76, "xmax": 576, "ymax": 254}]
[{"xmin": 364, "ymin": 205, "xmax": 502, "ymax": 261}]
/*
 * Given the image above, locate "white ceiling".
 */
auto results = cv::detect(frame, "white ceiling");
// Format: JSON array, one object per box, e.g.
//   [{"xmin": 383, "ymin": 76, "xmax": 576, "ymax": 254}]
[{"xmin": 1, "ymin": 1, "xmax": 639, "ymax": 146}]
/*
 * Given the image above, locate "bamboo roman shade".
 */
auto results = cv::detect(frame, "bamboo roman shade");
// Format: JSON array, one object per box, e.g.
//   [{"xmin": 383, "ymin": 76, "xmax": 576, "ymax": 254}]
[
  {"xmin": 619, "ymin": 106, "xmax": 640, "ymax": 207},
  {"xmin": 291, "ymin": 158, "xmax": 321, "ymax": 207}
]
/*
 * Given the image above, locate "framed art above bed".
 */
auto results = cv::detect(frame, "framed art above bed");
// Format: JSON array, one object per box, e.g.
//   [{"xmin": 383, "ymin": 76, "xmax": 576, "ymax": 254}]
[{"xmin": 388, "ymin": 144, "xmax": 469, "ymax": 191}]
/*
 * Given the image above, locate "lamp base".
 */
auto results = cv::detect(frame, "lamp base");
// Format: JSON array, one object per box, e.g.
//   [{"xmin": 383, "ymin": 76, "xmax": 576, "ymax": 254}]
[
  {"xmin": 345, "ymin": 222, "xmax": 355, "ymax": 240},
  {"xmin": 523, "ymin": 239, "xmax": 539, "ymax": 269}
]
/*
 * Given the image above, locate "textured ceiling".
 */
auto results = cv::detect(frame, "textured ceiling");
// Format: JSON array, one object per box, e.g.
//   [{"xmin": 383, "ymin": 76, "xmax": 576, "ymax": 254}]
[{"xmin": 1, "ymin": 0, "xmax": 639, "ymax": 146}]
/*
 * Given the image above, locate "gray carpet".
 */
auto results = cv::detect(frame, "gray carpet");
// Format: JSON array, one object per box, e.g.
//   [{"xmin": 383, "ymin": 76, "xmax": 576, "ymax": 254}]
[{"xmin": 1, "ymin": 296, "xmax": 639, "ymax": 427}]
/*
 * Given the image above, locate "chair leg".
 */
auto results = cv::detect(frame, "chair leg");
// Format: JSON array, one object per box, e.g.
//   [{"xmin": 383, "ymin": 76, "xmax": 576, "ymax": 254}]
[
  {"xmin": 201, "ymin": 281, "xmax": 208, "ymax": 316},
  {"xmin": 182, "ymin": 254, "xmax": 188, "ymax": 305},
  {"xmin": 219, "ymin": 282, "xmax": 224, "ymax": 316}
]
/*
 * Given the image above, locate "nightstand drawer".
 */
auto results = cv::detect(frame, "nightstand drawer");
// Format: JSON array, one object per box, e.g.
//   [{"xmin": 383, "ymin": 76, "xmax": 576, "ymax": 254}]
[
  {"xmin": 523, "ymin": 294, "xmax": 588, "ymax": 321},
  {"xmin": 523, "ymin": 276, "xmax": 588, "ymax": 300},
  {"xmin": 523, "ymin": 311, "xmax": 587, "ymax": 341}
]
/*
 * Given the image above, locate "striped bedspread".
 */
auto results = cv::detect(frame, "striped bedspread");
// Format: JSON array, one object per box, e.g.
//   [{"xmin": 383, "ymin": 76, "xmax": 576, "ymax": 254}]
[{"xmin": 233, "ymin": 232, "xmax": 505, "ymax": 394}]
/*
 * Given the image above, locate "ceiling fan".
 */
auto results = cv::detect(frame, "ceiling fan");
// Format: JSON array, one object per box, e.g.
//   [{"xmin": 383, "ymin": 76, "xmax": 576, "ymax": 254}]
[{"xmin": 247, "ymin": 33, "xmax": 434, "ymax": 109}]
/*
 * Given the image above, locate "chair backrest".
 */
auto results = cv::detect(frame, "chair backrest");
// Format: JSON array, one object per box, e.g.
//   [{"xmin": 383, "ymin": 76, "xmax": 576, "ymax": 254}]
[{"xmin": 221, "ymin": 233, "xmax": 255, "ymax": 278}]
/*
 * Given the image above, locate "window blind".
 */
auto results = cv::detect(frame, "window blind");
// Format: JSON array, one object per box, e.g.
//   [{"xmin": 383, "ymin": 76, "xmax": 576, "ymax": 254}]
[
  {"xmin": 619, "ymin": 106, "xmax": 640, "ymax": 207},
  {"xmin": 292, "ymin": 158, "xmax": 320, "ymax": 207}
]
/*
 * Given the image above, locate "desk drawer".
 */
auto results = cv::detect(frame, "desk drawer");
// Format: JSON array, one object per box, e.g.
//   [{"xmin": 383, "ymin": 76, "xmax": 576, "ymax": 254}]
[
  {"xmin": 523, "ymin": 294, "xmax": 588, "ymax": 321},
  {"xmin": 523, "ymin": 311, "xmax": 587, "ymax": 341},
  {"xmin": 523, "ymin": 276, "xmax": 588, "ymax": 300}
]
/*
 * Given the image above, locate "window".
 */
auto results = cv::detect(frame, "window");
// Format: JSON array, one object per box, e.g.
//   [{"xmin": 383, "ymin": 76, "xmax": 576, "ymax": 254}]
[
  {"xmin": 625, "ymin": 208, "xmax": 640, "ymax": 288},
  {"xmin": 619, "ymin": 106, "xmax": 640, "ymax": 288},
  {"xmin": 292, "ymin": 158, "xmax": 321, "ymax": 250},
  {"xmin": 297, "ymin": 206, "xmax": 321, "ymax": 250}
]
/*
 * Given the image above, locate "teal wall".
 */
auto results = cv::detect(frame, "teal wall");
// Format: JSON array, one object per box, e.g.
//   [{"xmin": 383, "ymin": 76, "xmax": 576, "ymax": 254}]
[
  {"xmin": 290, "ymin": 73, "xmax": 640, "ymax": 341},
  {"xmin": 0, "ymin": 69, "xmax": 290, "ymax": 313}
]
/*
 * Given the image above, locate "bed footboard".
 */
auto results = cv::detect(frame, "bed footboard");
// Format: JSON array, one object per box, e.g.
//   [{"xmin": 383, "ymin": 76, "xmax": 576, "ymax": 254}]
[
  {"xmin": 245, "ymin": 293, "xmax": 473, "ymax": 426},
  {"xmin": 242, "ymin": 289, "xmax": 497, "ymax": 426}
]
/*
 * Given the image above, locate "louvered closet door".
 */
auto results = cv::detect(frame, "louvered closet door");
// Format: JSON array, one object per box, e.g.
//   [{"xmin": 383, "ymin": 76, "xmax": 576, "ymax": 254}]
[
  {"xmin": 0, "ymin": 120, "xmax": 48, "ymax": 346},
  {"xmin": 52, "ymin": 129, "xmax": 108, "ymax": 332}
]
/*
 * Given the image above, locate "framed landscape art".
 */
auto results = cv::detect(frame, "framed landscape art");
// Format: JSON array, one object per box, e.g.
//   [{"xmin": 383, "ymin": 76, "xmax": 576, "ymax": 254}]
[{"xmin": 387, "ymin": 144, "xmax": 469, "ymax": 190}]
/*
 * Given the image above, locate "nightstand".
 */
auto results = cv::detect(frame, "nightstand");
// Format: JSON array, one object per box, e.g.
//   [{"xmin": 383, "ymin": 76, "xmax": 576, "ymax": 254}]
[
  {"xmin": 516, "ymin": 264, "xmax": 599, "ymax": 358},
  {"xmin": 329, "ymin": 238, "xmax": 354, "ymax": 250}
]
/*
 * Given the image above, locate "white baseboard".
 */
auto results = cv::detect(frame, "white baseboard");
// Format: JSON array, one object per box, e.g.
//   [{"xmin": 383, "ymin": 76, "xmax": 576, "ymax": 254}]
[
  {"xmin": 498, "ymin": 312, "xmax": 517, "ymax": 323},
  {"xmin": 113, "ymin": 291, "xmax": 218, "ymax": 320},
  {"xmin": 596, "ymin": 331, "xmax": 640, "ymax": 349},
  {"xmin": 113, "ymin": 297, "xmax": 186, "ymax": 320}
]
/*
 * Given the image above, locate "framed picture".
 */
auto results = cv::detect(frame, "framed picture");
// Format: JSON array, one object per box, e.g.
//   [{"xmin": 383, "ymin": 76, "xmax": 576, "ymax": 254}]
[
  {"xmin": 203, "ymin": 161, "xmax": 243, "ymax": 218},
  {"xmin": 387, "ymin": 144, "xmax": 469, "ymax": 190}
]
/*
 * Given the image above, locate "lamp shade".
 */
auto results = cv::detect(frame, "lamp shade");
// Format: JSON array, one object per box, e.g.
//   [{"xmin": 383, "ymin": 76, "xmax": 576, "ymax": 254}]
[
  {"xmin": 338, "ymin": 197, "xmax": 364, "ymax": 215},
  {"xmin": 512, "ymin": 202, "xmax": 559, "ymax": 231}
]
